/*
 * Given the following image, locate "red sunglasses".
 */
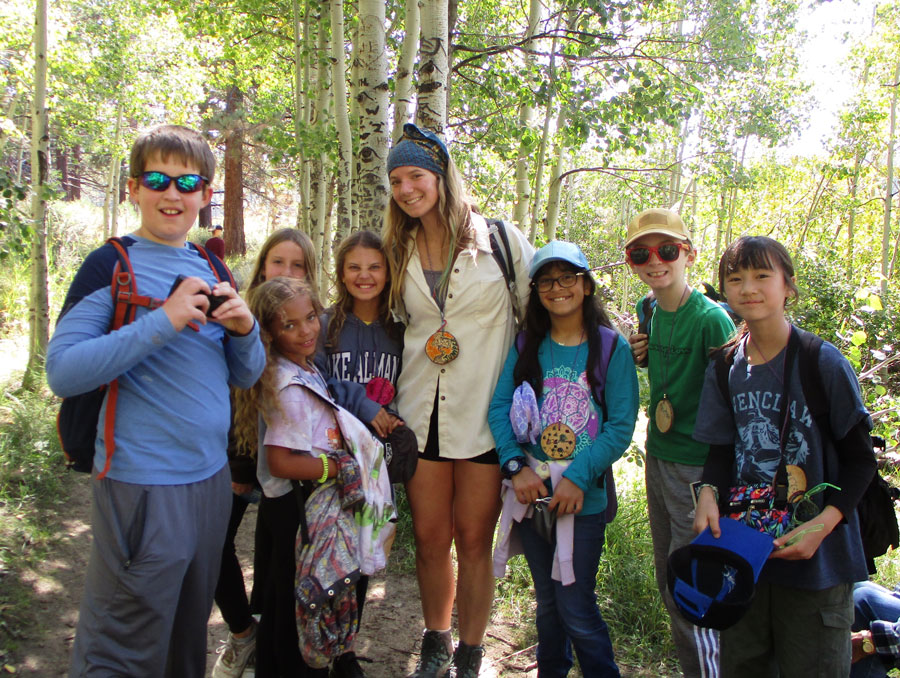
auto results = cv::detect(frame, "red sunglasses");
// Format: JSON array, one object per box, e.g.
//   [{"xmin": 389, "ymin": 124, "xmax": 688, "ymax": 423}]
[{"xmin": 625, "ymin": 243, "xmax": 688, "ymax": 266}]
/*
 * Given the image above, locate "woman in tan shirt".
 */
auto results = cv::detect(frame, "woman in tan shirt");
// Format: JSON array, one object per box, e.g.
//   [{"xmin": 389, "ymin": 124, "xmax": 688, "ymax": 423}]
[{"xmin": 383, "ymin": 124, "xmax": 533, "ymax": 678}]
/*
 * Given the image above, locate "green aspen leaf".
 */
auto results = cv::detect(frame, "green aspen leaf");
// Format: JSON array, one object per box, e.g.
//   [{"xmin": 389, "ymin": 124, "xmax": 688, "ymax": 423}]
[
  {"xmin": 867, "ymin": 295, "xmax": 883, "ymax": 311},
  {"xmin": 850, "ymin": 331, "xmax": 867, "ymax": 346}
]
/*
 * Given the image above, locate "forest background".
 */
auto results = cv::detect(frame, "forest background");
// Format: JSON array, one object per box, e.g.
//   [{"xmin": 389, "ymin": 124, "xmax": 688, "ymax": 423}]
[{"xmin": 1, "ymin": 0, "xmax": 900, "ymax": 674}]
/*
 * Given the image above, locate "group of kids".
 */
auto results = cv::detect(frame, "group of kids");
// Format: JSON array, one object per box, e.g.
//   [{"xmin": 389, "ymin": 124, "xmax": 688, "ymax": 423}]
[{"xmin": 46, "ymin": 122, "xmax": 878, "ymax": 678}]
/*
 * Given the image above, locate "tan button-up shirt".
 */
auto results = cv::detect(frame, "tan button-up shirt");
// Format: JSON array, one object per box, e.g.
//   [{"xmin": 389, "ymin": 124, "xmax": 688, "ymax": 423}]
[{"xmin": 395, "ymin": 214, "xmax": 534, "ymax": 458}]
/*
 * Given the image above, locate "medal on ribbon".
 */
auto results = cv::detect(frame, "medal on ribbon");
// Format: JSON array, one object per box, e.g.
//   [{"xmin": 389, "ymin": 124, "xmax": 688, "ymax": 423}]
[{"xmin": 655, "ymin": 396, "xmax": 674, "ymax": 433}]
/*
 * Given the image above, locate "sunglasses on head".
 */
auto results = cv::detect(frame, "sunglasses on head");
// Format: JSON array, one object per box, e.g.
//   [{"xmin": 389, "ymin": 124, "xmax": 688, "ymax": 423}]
[
  {"xmin": 625, "ymin": 242, "xmax": 688, "ymax": 266},
  {"xmin": 138, "ymin": 171, "xmax": 208, "ymax": 194}
]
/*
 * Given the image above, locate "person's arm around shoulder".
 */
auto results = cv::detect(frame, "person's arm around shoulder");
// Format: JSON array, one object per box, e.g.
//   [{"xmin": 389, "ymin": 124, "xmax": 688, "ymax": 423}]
[{"xmin": 702, "ymin": 300, "xmax": 737, "ymax": 352}]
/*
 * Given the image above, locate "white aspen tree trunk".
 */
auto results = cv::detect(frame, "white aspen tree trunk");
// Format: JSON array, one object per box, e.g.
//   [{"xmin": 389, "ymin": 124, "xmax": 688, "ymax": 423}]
[
  {"xmin": 309, "ymin": 2, "xmax": 331, "ymax": 264},
  {"xmin": 349, "ymin": 22, "xmax": 361, "ymax": 233},
  {"xmin": 25, "ymin": 0, "xmax": 49, "ymax": 390},
  {"xmin": 881, "ymin": 58, "xmax": 899, "ymax": 294},
  {"xmin": 330, "ymin": 0, "xmax": 353, "ymax": 240},
  {"xmin": 110, "ymin": 160, "xmax": 121, "ymax": 237},
  {"xmin": 416, "ymin": 0, "xmax": 448, "ymax": 134},
  {"xmin": 533, "ymin": 29, "xmax": 560, "ymax": 243},
  {"xmin": 546, "ymin": 94, "xmax": 572, "ymax": 242},
  {"xmin": 544, "ymin": 141, "xmax": 565, "ymax": 242},
  {"xmin": 16, "ymin": 133, "xmax": 27, "ymax": 183},
  {"xmin": 356, "ymin": 0, "xmax": 390, "ymax": 233},
  {"xmin": 293, "ymin": 0, "xmax": 309, "ymax": 233},
  {"xmin": 392, "ymin": 0, "xmax": 420, "ymax": 142},
  {"xmin": 109, "ymin": 104, "xmax": 124, "ymax": 237},
  {"xmin": 511, "ymin": 0, "xmax": 542, "ymax": 231}
]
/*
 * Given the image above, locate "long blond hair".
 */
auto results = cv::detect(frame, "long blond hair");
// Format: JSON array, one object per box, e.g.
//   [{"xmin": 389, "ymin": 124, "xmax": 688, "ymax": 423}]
[
  {"xmin": 233, "ymin": 277, "xmax": 324, "ymax": 455},
  {"xmin": 382, "ymin": 153, "xmax": 478, "ymax": 316},
  {"xmin": 247, "ymin": 228, "xmax": 318, "ymax": 293}
]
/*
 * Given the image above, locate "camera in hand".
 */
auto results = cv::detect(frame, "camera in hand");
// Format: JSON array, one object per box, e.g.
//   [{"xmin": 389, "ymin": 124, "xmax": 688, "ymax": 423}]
[{"xmin": 169, "ymin": 274, "xmax": 228, "ymax": 317}]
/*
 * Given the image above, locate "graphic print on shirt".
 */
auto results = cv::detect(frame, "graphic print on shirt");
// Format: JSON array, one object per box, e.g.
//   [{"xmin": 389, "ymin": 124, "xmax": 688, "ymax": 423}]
[
  {"xmin": 327, "ymin": 349, "xmax": 400, "ymax": 386},
  {"xmin": 327, "ymin": 427, "xmax": 343, "ymax": 450},
  {"xmin": 732, "ymin": 387, "xmax": 814, "ymax": 484},
  {"xmin": 539, "ymin": 366, "xmax": 598, "ymax": 458}
]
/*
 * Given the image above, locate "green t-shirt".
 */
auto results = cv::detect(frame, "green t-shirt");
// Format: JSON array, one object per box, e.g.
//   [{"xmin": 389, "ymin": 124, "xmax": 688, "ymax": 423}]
[{"xmin": 641, "ymin": 288, "xmax": 735, "ymax": 465}]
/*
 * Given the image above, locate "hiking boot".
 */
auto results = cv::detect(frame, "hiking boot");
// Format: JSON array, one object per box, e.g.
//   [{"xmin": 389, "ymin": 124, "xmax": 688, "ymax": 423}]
[
  {"xmin": 331, "ymin": 651, "xmax": 367, "ymax": 678},
  {"xmin": 407, "ymin": 630, "xmax": 453, "ymax": 678},
  {"xmin": 211, "ymin": 621, "xmax": 257, "ymax": 678},
  {"xmin": 449, "ymin": 642, "xmax": 484, "ymax": 678}
]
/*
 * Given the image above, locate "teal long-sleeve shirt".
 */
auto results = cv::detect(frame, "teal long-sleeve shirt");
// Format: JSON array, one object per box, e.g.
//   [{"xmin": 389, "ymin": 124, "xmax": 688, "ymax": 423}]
[{"xmin": 488, "ymin": 331, "xmax": 639, "ymax": 515}]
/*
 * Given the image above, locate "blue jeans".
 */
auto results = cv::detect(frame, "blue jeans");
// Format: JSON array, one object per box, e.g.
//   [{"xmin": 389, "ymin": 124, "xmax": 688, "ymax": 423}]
[
  {"xmin": 518, "ymin": 511, "xmax": 620, "ymax": 678},
  {"xmin": 852, "ymin": 581, "xmax": 900, "ymax": 678}
]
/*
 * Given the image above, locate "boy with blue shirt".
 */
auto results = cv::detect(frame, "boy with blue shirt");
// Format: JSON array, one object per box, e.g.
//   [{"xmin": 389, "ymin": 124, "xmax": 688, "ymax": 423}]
[
  {"xmin": 46, "ymin": 124, "xmax": 265, "ymax": 677},
  {"xmin": 626, "ymin": 208, "xmax": 735, "ymax": 678}
]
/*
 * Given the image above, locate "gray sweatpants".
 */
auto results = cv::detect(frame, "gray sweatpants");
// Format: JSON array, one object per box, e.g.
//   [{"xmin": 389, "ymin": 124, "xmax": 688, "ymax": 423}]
[
  {"xmin": 69, "ymin": 465, "xmax": 231, "ymax": 678},
  {"xmin": 645, "ymin": 454, "xmax": 720, "ymax": 678}
]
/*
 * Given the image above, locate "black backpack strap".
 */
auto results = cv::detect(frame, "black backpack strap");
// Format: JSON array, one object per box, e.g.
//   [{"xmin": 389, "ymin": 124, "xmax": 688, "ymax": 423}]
[
  {"xmin": 487, "ymin": 219, "xmax": 523, "ymax": 326},
  {"xmin": 712, "ymin": 347, "xmax": 734, "ymax": 426},
  {"xmin": 795, "ymin": 328, "xmax": 828, "ymax": 435},
  {"xmin": 590, "ymin": 325, "xmax": 618, "ymax": 423}
]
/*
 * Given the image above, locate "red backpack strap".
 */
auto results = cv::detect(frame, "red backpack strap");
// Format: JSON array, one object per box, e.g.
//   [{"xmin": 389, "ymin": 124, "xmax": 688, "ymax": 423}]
[
  {"xmin": 97, "ymin": 237, "xmax": 162, "ymax": 479},
  {"xmin": 192, "ymin": 242, "xmax": 237, "ymax": 288}
]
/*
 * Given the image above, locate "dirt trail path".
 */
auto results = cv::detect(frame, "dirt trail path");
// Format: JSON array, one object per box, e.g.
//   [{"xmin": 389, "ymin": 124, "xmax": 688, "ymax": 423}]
[{"xmin": 9, "ymin": 476, "xmax": 537, "ymax": 677}]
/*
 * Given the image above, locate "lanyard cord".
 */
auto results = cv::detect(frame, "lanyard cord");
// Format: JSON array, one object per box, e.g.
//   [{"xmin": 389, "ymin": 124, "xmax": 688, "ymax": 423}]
[
  {"xmin": 547, "ymin": 331, "xmax": 584, "ymax": 426},
  {"xmin": 659, "ymin": 286, "xmax": 690, "ymax": 399}
]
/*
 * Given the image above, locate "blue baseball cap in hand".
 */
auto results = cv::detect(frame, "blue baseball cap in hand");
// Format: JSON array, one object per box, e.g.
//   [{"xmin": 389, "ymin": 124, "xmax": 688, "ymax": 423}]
[{"xmin": 667, "ymin": 517, "xmax": 774, "ymax": 630}]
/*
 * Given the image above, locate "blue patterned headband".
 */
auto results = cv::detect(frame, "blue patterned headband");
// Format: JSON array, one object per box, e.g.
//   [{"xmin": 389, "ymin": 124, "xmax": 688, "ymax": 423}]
[{"xmin": 387, "ymin": 123, "xmax": 449, "ymax": 177}]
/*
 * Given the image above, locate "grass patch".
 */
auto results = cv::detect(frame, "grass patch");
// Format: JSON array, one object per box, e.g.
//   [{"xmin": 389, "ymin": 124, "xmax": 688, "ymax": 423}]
[
  {"xmin": 601, "ymin": 463, "xmax": 678, "ymax": 675},
  {"xmin": 0, "ymin": 377, "xmax": 71, "ymax": 657}
]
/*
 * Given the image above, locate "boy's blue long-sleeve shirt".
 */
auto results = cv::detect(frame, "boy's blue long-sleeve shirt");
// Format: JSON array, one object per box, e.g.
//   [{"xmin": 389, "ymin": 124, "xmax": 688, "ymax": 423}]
[
  {"xmin": 46, "ymin": 236, "xmax": 266, "ymax": 485},
  {"xmin": 488, "ymin": 332, "xmax": 639, "ymax": 515}
]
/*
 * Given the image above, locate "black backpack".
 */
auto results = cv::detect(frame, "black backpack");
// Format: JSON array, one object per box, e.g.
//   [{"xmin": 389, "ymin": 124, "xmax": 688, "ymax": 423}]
[
  {"xmin": 713, "ymin": 327, "xmax": 898, "ymax": 573},
  {"xmin": 56, "ymin": 236, "xmax": 232, "ymax": 477}
]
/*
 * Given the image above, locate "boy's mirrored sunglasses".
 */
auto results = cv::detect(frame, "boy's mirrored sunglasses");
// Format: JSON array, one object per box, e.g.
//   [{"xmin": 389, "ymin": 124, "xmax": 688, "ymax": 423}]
[
  {"xmin": 625, "ymin": 243, "xmax": 688, "ymax": 266},
  {"xmin": 138, "ymin": 171, "xmax": 208, "ymax": 194},
  {"xmin": 531, "ymin": 272, "xmax": 585, "ymax": 292}
]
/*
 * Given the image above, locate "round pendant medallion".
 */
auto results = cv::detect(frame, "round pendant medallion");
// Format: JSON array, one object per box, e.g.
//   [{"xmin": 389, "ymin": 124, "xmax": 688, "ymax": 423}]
[
  {"xmin": 540, "ymin": 422, "xmax": 576, "ymax": 460},
  {"xmin": 655, "ymin": 397, "xmax": 675, "ymax": 433},
  {"xmin": 425, "ymin": 330, "xmax": 460, "ymax": 365}
]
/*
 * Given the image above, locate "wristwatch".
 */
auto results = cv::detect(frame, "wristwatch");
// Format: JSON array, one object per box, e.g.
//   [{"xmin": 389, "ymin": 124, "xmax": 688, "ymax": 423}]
[
  {"xmin": 862, "ymin": 633, "xmax": 875, "ymax": 655},
  {"xmin": 501, "ymin": 457, "xmax": 527, "ymax": 479}
]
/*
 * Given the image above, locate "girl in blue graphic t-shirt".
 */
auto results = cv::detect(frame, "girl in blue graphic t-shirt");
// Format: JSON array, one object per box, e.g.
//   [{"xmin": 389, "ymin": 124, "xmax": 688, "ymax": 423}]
[{"xmin": 693, "ymin": 236, "xmax": 876, "ymax": 678}]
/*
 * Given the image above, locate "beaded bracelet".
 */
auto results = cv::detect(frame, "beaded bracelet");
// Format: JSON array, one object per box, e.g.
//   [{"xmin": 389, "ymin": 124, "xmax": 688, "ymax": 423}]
[
  {"xmin": 317, "ymin": 454, "xmax": 329, "ymax": 484},
  {"xmin": 697, "ymin": 483, "xmax": 719, "ymax": 504}
]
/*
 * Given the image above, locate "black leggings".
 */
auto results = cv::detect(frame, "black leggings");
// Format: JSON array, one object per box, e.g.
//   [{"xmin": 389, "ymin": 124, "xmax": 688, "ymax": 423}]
[{"xmin": 214, "ymin": 493, "xmax": 254, "ymax": 634}]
